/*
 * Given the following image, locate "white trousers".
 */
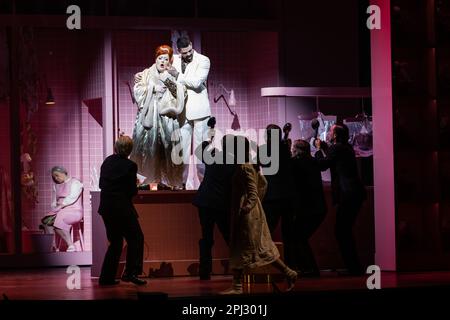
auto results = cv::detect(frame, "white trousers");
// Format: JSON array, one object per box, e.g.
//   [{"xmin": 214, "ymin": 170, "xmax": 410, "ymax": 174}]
[{"xmin": 180, "ymin": 116, "xmax": 209, "ymax": 189}]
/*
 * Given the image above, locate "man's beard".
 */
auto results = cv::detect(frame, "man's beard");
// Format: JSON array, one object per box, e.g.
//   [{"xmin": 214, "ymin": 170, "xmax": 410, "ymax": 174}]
[{"xmin": 183, "ymin": 56, "xmax": 193, "ymax": 63}]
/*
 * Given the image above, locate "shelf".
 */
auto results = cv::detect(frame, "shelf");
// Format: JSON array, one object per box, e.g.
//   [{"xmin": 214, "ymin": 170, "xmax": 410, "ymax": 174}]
[{"xmin": 260, "ymin": 87, "xmax": 371, "ymax": 98}]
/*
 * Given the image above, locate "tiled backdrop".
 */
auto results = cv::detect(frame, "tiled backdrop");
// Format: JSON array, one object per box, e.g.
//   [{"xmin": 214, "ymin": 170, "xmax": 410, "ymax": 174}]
[
  {"xmin": 28, "ymin": 29, "xmax": 83, "ymax": 237},
  {"xmin": 79, "ymin": 31, "xmax": 105, "ymax": 251},
  {"xmin": 245, "ymin": 32, "xmax": 283, "ymax": 130},
  {"xmin": 20, "ymin": 29, "xmax": 281, "ymax": 252},
  {"xmin": 23, "ymin": 30, "xmax": 106, "ymax": 251}
]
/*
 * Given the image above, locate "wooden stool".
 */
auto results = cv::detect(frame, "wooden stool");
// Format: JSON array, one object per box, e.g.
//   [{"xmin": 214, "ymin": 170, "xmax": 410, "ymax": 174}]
[{"xmin": 243, "ymin": 242, "xmax": 285, "ymax": 283}]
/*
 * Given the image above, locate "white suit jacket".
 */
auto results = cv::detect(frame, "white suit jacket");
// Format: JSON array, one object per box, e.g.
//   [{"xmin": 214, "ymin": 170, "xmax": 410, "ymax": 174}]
[{"xmin": 172, "ymin": 50, "xmax": 211, "ymax": 121}]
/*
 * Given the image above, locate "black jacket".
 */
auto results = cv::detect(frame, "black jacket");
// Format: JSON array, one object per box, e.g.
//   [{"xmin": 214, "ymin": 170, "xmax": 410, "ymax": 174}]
[
  {"xmin": 315, "ymin": 142, "xmax": 366, "ymax": 205},
  {"xmin": 258, "ymin": 140, "xmax": 293, "ymax": 202},
  {"xmin": 98, "ymin": 154, "xmax": 138, "ymax": 216},
  {"xmin": 192, "ymin": 145, "xmax": 236, "ymax": 211},
  {"xmin": 291, "ymin": 155, "xmax": 327, "ymax": 216}
]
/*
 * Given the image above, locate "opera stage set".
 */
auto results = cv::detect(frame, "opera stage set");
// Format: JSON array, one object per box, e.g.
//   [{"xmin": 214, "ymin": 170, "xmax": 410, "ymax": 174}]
[{"xmin": 1, "ymin": 0, "xmax": 450, "ymax": 315}]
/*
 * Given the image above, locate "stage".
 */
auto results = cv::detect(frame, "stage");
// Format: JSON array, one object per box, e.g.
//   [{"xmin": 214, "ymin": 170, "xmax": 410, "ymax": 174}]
[
  {"xmin": 90, "ymin": 187, "xmax": 375, "ymax": 278},
  {"xmin": 1, "ymin": 267, "xmax": 449, "ymax": 317}
]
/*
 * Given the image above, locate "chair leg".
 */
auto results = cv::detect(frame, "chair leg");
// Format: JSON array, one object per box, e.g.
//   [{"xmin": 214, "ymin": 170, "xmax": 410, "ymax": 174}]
[
  {"xmin": 78, "ymin": 228, "xmax": 84, "ymax": 251},
  {"xmin": 56, "ymin": 235, "xmax": 61, "ymax": 252}
]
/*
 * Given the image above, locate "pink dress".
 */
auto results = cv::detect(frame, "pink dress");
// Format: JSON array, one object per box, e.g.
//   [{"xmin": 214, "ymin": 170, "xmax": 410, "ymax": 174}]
[{"xmin": 52, "ymin": 178, "xmax": 83, "ymax": 232}]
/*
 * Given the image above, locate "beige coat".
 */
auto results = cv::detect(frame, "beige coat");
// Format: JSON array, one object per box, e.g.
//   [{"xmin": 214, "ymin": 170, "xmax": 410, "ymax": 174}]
[
  {"xmin": 130, "ymin": 64, "xmax": 186, "ymax": 188},
  {"xmin": 229, "ymin": 164, "xmax": 280, "ymax": 269}
]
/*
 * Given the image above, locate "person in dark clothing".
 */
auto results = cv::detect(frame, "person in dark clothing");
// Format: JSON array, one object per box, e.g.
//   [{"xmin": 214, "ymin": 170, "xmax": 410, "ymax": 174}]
[
  {"xmin": 192, "ymin": 134, "xmax": 237, "ymax": 280},
  {"xmin": 315, "ymin": 124, "xmax": 366, "ymax": 276},
  {"xmin": 291, "ymin": 140, "xmax": 327, "ymax": 277},
  {"xmin": 258, "ymin": 124, "xmax": 295, "ymax": 266},
  {"xmin": 98, "ymin": 135, "xmax": 147, "ymax": 286}
]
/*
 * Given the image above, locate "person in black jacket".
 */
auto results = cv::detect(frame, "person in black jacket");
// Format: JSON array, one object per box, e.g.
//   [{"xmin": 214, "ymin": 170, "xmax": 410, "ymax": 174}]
[
  {"xmin": 192, "ymin": 134, "xmax": 237, "ymax": 280},
  {"xmin": 315, "ymin": 124, "xmax": 366, "ymax": 276},
  {"xmin": 291, "ymin": 140, "xmax": 327, "ymax": 277},
  {"xmin": 258, "ymin": 124, "xmax": 295, "ymax": 266},
  {"xmin": 98, "ymin": 135, "xmax": 146, "ymax": 286}
]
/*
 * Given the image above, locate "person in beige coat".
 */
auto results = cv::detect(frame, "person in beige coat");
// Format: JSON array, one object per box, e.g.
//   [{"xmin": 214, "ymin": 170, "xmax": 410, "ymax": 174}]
[{"xmin": 221, "ymin": 136, "xmax": 298, "ymax": 295}]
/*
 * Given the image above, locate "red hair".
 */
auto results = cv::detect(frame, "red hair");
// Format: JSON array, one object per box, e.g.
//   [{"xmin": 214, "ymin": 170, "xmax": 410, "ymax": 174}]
[{"xmin": 155, "ymin": 45, "xmax": 173, "ymax": 61}]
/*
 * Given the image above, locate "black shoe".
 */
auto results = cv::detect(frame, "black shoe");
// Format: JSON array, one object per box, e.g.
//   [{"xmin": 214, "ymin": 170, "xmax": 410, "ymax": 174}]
[
  {"xmin": 121, "ymin": 274, "xmax": 147, "ymax": 285},
  {"xmin": 99, "ymin": 279, "xmax": 120, "ymax": 286}
]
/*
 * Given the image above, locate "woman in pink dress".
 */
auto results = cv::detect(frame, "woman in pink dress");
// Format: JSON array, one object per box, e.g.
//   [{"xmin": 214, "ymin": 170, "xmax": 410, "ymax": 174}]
[{"xmin": 40, "ymin": 166, "xmax": 83, "ymax": 252}]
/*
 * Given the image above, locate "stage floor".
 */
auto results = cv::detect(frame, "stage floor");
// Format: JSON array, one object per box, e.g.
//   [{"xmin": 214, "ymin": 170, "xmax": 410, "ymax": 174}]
[
  {"xmin": 1, "ymin": 267, "xmax": 450, "ymax": 300},
  {"xmin": 1, "ymin": 268, "xmax": 450, "ymax": 317}
]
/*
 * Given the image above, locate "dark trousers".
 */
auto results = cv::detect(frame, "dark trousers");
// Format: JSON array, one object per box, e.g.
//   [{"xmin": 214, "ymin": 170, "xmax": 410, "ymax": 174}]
[
  {"xmin": 262, "ymin": 200, "xmax": 294, "ymax": 266},
  {"xmin": 293, "ymin": 211, "xmax": 326, "ymax": 273},
  {"xmin": 335, "ymin": 199, "xmax": 364, "ymax": 274},
  {"xmin": 100, "ymin": 213, "xmax": 144, "ymax": 281},
  {"xmin": 198, "ymin": 206, "xmax": 230, "ymax": 276}
]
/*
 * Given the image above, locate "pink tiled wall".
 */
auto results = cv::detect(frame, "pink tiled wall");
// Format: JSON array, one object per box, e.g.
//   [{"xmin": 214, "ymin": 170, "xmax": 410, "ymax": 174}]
[
  {"xmin": 81, "ymin": 32, "xmax": 105, "ymax": 101},
  {"xmin": 27, "ymin": 30, "xmax": 83, "ymax": 235},
  {"xmin": 246, "ymin": 32, "xmax": 282, "ymax": 132},
  {"xmin": 202, "ymin": 31, "xmax": 250, "ymax": 132},
  {"xmin": 203, "ymin": 31, "xmax": 281, "ymax": 144},
  {"xmin": 22, "ymin": 30, "xmax": 106, "ymax": 251},
  {"xmin": 79, "ymin": 33, "xmax": 106, "ymax": 250}
]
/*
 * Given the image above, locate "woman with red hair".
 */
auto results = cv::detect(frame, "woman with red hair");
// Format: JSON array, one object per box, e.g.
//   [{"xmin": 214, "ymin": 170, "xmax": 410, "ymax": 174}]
[{"xmin": 131, "ymin": 45, "xmax": 186, "ymax": 189}]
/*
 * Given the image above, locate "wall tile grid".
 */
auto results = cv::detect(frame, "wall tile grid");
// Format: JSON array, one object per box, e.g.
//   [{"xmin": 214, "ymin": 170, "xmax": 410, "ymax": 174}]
[
  {"xmin": 79, "ymin": 32, "xmax": 106, "ymax": 250},
  {"xmin": 22, "ymin": 30, "xmax": 106, "ymax": 251},
  {"xmin": 26, "ymin": 30, "xmax": 82, "ymax": 234}
]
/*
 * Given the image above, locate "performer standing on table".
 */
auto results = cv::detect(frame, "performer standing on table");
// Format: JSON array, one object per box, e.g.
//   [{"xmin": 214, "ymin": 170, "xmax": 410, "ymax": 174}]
[
  {"xmin": 167, "ymin": 35, "xmax": 211, "ymax": 189},
  {"xmin": 131, "ymin": 45, "xmax": 186, "ymax": 190}
]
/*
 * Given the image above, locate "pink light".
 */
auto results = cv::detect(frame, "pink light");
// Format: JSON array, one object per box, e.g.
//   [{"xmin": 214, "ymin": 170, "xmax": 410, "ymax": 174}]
[
  {"xmin": 150, "ymin": 183, "xmax": 158, "ymax": 191},
  {"xmin": 370, "ymin": 0, "xmax": 397, "ymax": 271}
]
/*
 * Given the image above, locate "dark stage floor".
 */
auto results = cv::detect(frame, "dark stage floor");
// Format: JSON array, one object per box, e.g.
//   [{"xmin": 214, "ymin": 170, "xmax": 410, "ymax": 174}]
[{"xmin": 1, "ymin": 268, "xmax": 449, "ymax": 317}]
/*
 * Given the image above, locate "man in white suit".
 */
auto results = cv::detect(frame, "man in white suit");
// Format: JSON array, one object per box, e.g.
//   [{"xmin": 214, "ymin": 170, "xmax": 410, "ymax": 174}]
[{"xmin": 168, "ymin": 36, "xmax": 211, "ymax": 189}]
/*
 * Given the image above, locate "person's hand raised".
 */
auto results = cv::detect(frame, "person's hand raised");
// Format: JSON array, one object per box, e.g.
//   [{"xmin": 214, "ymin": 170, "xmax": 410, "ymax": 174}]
[
  {"xmin": 155, "ymin": 84, "xmax": 167, "ymax": 94},
  {"xmin": 166, "ymin": 65, "xmax": 179, "ymax": 79},
  {"xmin": 159, "ymin": 70, "xmax": 171, "ymax": 82},
  {"xmin": 314, "ymin": 139, "xmax": 322, "ymax": 149}
]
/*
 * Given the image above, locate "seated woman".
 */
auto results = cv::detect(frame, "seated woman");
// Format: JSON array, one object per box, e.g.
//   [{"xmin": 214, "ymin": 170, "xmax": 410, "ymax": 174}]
[
  {"xmin": 130, "ymin": 44, "xmax": 186, "ymax": 189},
  {"xmin": 41, "ymin": 166, "xmax": 83, "ymax": 252}
]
